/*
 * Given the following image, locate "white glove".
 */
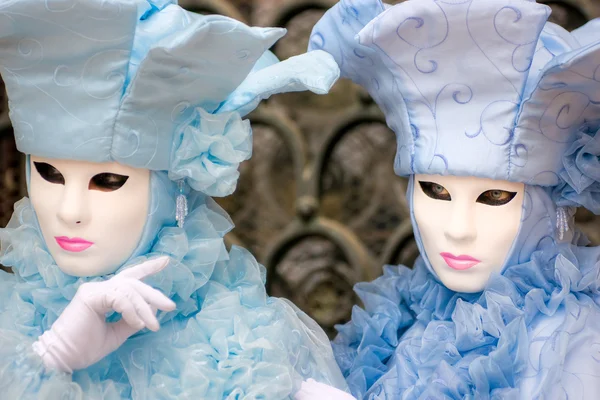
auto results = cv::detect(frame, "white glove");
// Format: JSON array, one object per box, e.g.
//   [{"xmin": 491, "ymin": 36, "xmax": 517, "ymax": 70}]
[
  {"xmin": 32, "ymin": 256, "xmax": 175, "ymax": 373},
  {"xmin": 295, "ymin": 379, "xmax": 357, "ymax": 400}
]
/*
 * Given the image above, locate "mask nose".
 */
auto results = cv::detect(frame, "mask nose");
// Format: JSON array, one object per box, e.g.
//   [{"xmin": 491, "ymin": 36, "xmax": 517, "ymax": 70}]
[
  {"xmin": 57, "ymin": 181, "xmax": 90, "ymax": 228},
  {"xmin": 444, "ymin": 200, "xmax": 477, "ymax": 243}
]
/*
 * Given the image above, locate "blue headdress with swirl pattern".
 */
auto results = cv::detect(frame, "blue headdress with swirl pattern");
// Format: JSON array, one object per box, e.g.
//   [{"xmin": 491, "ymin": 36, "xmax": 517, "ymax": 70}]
[
  {"xmin": 309, "ymin": 0, "xmax": 600, "ymax": 212},
  {"xmin": 0, "ymin": 0, "xmax": 337, "ymax": 197}
]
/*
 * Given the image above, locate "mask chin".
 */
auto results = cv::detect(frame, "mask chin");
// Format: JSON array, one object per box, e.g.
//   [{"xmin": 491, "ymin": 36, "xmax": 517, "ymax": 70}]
[{"xmin": 408, "ymin": 175, "xmax": 554, "ymax": 293}]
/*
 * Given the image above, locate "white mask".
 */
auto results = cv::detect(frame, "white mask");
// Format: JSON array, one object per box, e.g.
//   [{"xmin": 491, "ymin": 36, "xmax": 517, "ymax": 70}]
[
  {"xmin": 29, "ymin": 156, "xmax": 150, "ymax": 277},
  {"xmin": 412, "ymin": 174, "xmax": 524, "ymax": 293}
]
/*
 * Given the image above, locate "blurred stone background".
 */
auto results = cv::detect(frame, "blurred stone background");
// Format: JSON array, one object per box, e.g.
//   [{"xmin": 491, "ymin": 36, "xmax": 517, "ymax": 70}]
[{"xmin": 1, "ymin": 0, "xmax": 599, "ymax": 337}]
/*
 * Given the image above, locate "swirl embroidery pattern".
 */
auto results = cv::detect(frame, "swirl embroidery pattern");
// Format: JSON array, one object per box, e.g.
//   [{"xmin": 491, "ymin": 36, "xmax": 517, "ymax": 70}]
[{"xmin": 310, "ymin": 0, "xmax": 600, "ymax": 187}]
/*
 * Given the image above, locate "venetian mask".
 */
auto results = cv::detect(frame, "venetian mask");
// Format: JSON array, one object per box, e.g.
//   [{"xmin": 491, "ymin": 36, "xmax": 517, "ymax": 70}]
[
  {"xmin": 29, "ymin": 156, "xmax": 150, "ymax": 277},
  {"xmin": 412, "ymin": 174, "xmax": 524, "ymax": 293}
]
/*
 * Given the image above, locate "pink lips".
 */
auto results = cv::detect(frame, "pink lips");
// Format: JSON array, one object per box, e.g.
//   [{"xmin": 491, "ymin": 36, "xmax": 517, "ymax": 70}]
[
  {"xmin": 440, "ymin": 252, "xmax": 481, "ymax": 270},
  {"xmin": 55, "ymin": 237, "xmax": 94, "ymax": 253}
]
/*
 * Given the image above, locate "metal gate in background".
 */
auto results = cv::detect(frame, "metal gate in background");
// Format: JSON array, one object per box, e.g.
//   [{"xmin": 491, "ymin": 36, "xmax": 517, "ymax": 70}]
[{"xmin": 1, "ymin": 0, "xmax": 599, "ymax": 337}]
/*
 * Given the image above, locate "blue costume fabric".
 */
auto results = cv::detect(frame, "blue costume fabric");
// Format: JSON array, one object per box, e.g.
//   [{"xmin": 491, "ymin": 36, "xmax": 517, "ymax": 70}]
[
  {"xmin": 0, "ymin": 0, "xmax": 347, "ymax": 398},
  {"xmin": 309, "ymin": 0, "xmax": 600, "ymax": 398}
]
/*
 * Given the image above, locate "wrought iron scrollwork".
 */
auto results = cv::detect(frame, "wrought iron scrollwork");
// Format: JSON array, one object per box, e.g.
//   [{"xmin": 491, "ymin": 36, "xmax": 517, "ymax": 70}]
[{"xmin": 0, "ymin": 79, "xmax": 24, "ymax": 272}]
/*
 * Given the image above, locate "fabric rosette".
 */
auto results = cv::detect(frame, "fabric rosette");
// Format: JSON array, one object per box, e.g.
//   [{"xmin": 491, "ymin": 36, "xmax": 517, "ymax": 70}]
[
  {"xmin": 169, "ymin": 108, "xmax": 252, "ymax": 197},
  {"xmin": 553, "ymin": 126, "xmax": 600, "ymax": 214}
]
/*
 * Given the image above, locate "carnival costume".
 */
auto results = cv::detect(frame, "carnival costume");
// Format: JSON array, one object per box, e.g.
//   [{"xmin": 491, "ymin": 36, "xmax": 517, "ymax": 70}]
[
  {"xmin": 0, "ymin": 1, "xmax": 346, "ymax": 398},
  {"xmin": 309, "ymin": 0, "xmax": 600, "ymax": 398}
]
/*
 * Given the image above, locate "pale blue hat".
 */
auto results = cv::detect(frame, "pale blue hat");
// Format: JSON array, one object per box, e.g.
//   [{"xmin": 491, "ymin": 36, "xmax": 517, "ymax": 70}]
[
  {"xmin": 309, "ymin": 0, "xmax": 600, "ymax": 193},
  {"xmin": 0, "ymin": 0, "xmax": 338, "ymax": 197}
]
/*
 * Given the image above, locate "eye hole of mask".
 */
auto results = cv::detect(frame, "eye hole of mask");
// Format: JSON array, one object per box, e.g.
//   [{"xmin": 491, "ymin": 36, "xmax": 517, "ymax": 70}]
[
  {"xmin": 34, "ymin": 162, "xmax": 65, "ymax": 185},
  {"xmin": 89, "ymin": 173, "xmax": 129, "ymax": 192},
  {"xmin": 476, "ymin": 189, "xmax": 517, "ymax": 206},
  {"xmin": 419, "ymin": 181, "xmax": 451, "ymax": 201}
]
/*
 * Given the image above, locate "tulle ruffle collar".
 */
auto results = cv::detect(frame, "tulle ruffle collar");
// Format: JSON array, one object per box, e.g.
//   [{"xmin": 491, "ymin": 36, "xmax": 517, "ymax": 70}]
[
  {"xmin": 0, "ymin": 197, "xmax": 348, "ymax": 398},
  {"xmin": 334, "ymin": 239, "xmax": 600, "ymax": 398}
]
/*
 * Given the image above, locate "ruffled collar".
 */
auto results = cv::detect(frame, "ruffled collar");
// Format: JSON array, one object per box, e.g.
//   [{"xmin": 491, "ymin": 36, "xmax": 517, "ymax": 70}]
[
  {"xmin": 334, "ymin": 239, "xmax": 600, "ymax": 398},
  {"xmin": 0, "ymin": 197, "xmax": 231, "ymax": 331}
]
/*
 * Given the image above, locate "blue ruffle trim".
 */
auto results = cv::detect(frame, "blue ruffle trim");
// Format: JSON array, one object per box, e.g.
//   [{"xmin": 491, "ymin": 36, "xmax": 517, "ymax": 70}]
[
  {"xmin": 333, "ymin": 241, "xmax": 600, "ymax": 399},
  {"xmin": 0, "ymin": 198, "xmax": 346, "ymax": 398},
  {"xmin": 165, "ymin": 49, "xmax": 339, "ymax": 198},
  {"xmin": 168, "ymin": 108, "xmax": 252, "ymax": 197},
  {"xmin": 553, "ymin": 126, "xmax": 600, "ymax": 214},
  {"xmin": 0, "ymin": 326, "xmax": 85, "ymax": 400},
  {"xmin": 118, "ymin": 246, "xmax": 346, "ymax": 398}
]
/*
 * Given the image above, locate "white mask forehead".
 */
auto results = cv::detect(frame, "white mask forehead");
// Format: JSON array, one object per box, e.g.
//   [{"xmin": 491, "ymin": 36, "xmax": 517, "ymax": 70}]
[
  {"xmin": 29, "ymin": 156, "xmax": 150, "ymax": 277},
  {"xmin": 412, "ymin": 174, "xmax": 524, "ymax": 293}
]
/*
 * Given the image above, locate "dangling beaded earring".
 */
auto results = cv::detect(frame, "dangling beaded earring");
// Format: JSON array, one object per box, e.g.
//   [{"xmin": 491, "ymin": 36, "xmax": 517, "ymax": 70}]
[
  {"xmin": 175, "ymin": 180, "xmax": 188, "ymax": 228},
  {"xmin": 556, "ymin": 206, "xmax": 576, "ymax": 241}
]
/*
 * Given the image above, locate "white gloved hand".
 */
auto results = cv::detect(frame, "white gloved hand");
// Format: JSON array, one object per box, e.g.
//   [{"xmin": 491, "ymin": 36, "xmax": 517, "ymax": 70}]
[
  {"xmin": 32, "ymin": 256, "xmax": 175, "ymax": 373},
  {"xmin": 295, "ymin": 379, "xmax": 357, "ymax": 400}
]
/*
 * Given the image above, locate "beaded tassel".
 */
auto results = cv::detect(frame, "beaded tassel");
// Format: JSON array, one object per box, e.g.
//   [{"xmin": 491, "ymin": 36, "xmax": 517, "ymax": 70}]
[
  {"xmin": 556, "ymin": 206, "xmax": 571, "ymax": 241},
  {"xmin": 175, "ymin": 180, "xmax": 188, "ymax": 228}
]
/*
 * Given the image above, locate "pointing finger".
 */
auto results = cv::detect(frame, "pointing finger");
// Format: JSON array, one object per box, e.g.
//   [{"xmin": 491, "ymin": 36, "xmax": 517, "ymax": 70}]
[{"xmin": 117, "ymin": 256, "xmax": 170, "ymax": 281}]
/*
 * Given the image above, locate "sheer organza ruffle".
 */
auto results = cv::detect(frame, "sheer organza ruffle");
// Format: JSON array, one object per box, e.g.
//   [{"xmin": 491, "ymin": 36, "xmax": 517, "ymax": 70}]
[
  {"xmin": 119, "ymin": 247, "xmax": 345, "ymax": 398},
  {"xmin": 333, "ymin": 240, "xmax": 600, "ymax": 399},
  {"xmin": 0, "ymin": 198, "xmax": 345, "ymax": 398},
  {"xmin": 553, "ymin": 127, "xmax": 600, "ymax": 214},
  {"xmin": 168, "ymin": 108, "xmax": 252, "ymax": 197}
]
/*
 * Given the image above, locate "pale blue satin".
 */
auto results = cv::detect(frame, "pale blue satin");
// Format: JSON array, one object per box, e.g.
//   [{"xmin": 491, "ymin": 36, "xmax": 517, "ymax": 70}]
[
  {"xmin": 0, "ymin": 0, "xmax": 339, "ymax": 197},
  {"xmin": 308, "ymin": 0, "xmax": 600, "ymax": 206}
]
